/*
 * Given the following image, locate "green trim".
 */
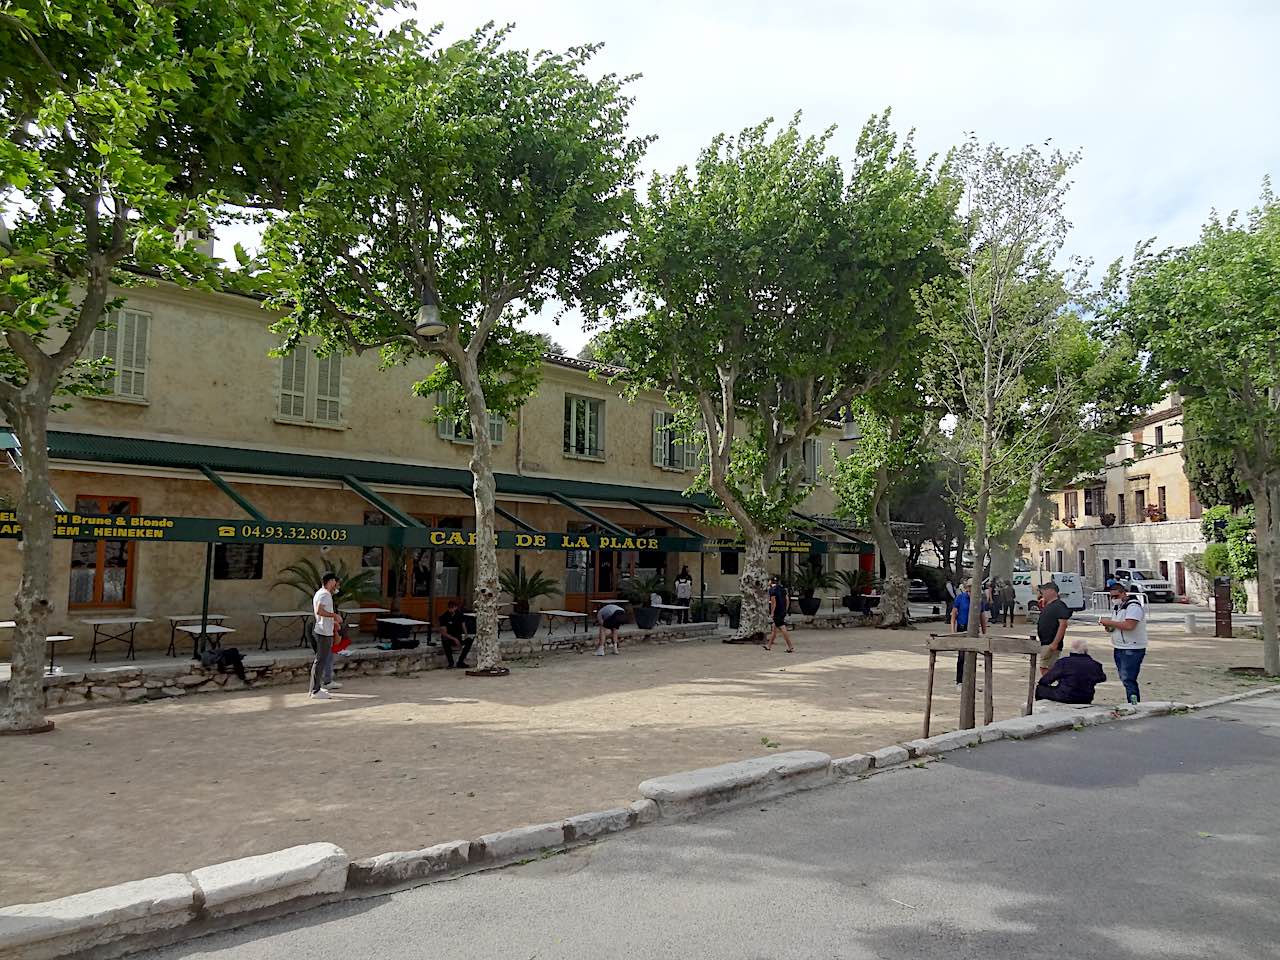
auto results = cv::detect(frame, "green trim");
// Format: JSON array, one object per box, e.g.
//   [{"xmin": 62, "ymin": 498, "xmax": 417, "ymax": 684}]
[
  {"xmin": 44, "ymin": 431, "xmax": 714, "ymax": 511},
  {"xmin": 625, "ymin": 498, "xmax": 705, "ymax": 538},
  {"xmin": 548, "ymin": 492, "xmax": 631, "ymax": 538},
  {"xmin": 199, "ymin": 465, "xmax": 267, "ymax": 521},
  {"xmin": 341, "ymin": 475, "xmax": 422, "ymax": 528}
]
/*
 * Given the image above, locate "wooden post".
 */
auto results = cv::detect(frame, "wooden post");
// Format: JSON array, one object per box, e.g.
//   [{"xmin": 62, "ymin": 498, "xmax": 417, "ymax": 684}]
[
  {"xmin": 983, "ymin": 651, "xmax": 994, "ymax": 726},
  {"xmin": 924, "ymin": 648, "xmax": 937, "ymax": 738},
  {"xmin": 1025, "ymin": 651, "xmax": 1037, "ymax": 716},
  {"xmin": 959, "ymin": 650, "xmax": 977, "ymax": 729}
]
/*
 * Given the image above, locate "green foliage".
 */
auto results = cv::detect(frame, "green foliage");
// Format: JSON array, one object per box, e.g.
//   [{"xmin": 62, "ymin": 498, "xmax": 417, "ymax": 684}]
[
  {"xmin": 833, "ymin": 568, "xmax": 874, "ymax": 596},
  {"xmin": 498, "ymin": 567, "xmax": 561, "ymax": 614},
  {"xmin": 261, "ymin": 27, "xmax": 649, "ymax": 420},
  {"xmin": 621, "ymin": 572, "xmax": 667, "ymax": 607},
  {"xmin": 1183, "ymin": 407, "xmax": 1252, "ymax": 509},
  {"xmin": 606, "ymin": 112, "xmax": 958, "ymax": 536},
  {"xmin": 1201, "ymin": 505, "xmax": 1234, "ymax": 543},
  {"xmin": 792, "ymin": 565, "xmax": 836, "ymax": 599},
  {"xmin": 271, "ymin": 555, "xmax": 381, "ymax": 607}
]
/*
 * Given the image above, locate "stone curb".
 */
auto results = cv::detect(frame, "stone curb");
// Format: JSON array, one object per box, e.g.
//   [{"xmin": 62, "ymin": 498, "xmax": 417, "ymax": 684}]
[{"xmin": 637, "ymin": 750, "xmax": 833, "ymax": 818}]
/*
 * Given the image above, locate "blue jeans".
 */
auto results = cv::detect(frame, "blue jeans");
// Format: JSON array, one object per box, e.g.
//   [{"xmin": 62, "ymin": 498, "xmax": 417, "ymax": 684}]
[{"xmin": 1113, "ymin": 648, "xmax": 1146, "ymax": 703}]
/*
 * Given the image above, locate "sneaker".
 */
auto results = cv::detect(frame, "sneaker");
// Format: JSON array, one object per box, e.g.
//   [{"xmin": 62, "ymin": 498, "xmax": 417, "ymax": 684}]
[
  {"xmin": 594, "ymin": 647, "xmax": 606, "ymax": 657},
  {"xmin": 609, "ymin": 643, "xmax": 619, "ymax": 655},
  {"xmin": 309, "ymin": 689, "xmax": 331, "ymax": 700},
  {"xmin": 955, "ymin": 683, "xmax": 963, "ymax": 692},
  {"xmin": 325, "ymin": 681, "xmax": 343, "ymax": 690}
]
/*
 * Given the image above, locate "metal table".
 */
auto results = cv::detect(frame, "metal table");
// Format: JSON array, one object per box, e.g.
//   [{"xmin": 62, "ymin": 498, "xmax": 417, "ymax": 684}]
[
  {"xmin": 81, "ymin": 616, "xmax": 153, "ymax": 662},
  {"xmin": 257, "ymin": 610, "xmax": 313, "ymax": 650},
  {"xmin": 176, "ymin": 623, "xmax": 236, "ymax": 660},
  {"xmin": 166, "ymin": 614, "xmax": 227, "ymax": 657},
  {"xmin": 44, "ymin": 635, "xmax": 73, "ymax": 675}
]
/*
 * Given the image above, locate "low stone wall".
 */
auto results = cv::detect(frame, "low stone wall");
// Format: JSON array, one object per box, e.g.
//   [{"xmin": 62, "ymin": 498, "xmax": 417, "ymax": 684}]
[{"xmin": 33, "ymin": 620, "xmax": 721, "ymax": 712}]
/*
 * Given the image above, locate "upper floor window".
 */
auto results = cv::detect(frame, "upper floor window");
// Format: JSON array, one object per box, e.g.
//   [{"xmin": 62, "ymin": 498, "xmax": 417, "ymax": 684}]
[
  {"xmin": 436, "ymin": 390, "xmax": 505, "ymax": 444},
  {"xmin": 652, "ymin": 411, "xmax": 697, "ymax": 470},
  {"xmin": 90, "ymin": 309, "xmax": 150, "ymax": 400},
  {"xmin": 783, "ymin": 437, "xmax": 822, "ymax": 484},
  {"xmin": 564, "ymin": 395, "xmax": 604, "ymax": 458},
  {"xmin": 279, "ymin": 345, "xmax": 342, "ymax": 426},
  {"xmin": 1083, "ymin": 486, "xmax": 1105, "ymax": 516},
  {"xmin": 1154, "ymin": 425, "xmax": 1164, "ymax": 447}
]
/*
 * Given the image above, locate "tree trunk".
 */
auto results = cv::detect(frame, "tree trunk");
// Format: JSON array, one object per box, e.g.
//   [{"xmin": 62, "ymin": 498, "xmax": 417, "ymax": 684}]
[
  {"xmin": 1252, "ymin": 480, "xmax": 1280, "ymax": 676},
  {"xmin": 0, "ymin": 397, "xmax": 57, "ymax": 733},
  {"xmin": 738, "ymin": 527, "xmax": 772, "ymax": 642},
  {"xmin": 868, "ymin": 499, "xmax": 909, "ymax": 627},
  {"xmin": 456, "ymin": 359, "xmax": 503, "ymax": 674}
]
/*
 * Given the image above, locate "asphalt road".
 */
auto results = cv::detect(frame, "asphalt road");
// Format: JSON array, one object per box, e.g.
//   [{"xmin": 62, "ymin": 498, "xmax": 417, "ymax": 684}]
[{"xmin": 141, "ymin": 694, "xmax": 1280, "ymax": 960}]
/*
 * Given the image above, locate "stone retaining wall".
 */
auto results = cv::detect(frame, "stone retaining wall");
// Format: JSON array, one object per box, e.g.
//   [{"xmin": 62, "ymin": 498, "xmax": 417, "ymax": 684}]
[{"xmin": 32, "ymin": 620, "xmax": 719, "ymax": 712}]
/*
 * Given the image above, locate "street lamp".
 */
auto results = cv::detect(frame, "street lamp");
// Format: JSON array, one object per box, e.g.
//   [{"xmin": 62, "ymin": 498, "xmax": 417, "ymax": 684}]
[{"xmin": 415, "ymin": 300, "xmax": 447, "ymax": 339}]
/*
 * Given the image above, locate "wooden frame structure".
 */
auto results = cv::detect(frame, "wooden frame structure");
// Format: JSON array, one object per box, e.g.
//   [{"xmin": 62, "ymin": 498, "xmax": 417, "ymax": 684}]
[{"xmin": 924, "ymin": 632, "xmax": 1042, "ymax": 737}]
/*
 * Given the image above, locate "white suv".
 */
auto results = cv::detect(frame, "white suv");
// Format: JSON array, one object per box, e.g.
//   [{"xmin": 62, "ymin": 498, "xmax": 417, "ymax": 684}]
[{"xmin": 1113, "ymin": 568, "xmax": 1174, "ymax": 603}]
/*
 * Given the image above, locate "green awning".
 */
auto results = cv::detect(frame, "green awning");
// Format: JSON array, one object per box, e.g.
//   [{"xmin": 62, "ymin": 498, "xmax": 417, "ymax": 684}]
[{"xmin": 41, "ymin": 430, "xmax": 715, "ymax": 512}]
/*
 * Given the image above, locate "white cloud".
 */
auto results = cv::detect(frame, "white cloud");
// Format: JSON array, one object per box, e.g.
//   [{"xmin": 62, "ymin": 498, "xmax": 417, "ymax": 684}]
[{"xmin": 219, "ymin": 0, "xmax": 1280, "ymax": 353}]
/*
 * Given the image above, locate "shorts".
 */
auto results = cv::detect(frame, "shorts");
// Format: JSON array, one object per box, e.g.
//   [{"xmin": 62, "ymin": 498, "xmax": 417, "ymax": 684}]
[
  {"xmin": 602, "ymin": 611, "xmax": 627, "ymax": 630},
  {"xmin": 1039, "ymin": 644, "xmax": 1061, "ymax": 669},
  {"xmin": 772, "ymin": 610, "xmax": 787, "ymax": 628}
]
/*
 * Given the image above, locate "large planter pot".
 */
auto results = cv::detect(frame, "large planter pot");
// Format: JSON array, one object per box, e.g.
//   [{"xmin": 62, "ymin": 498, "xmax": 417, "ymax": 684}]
[
  {"xmin": 798, "ymin": 597, "xmax": 822, "ymax": 616},
  {"xmin": 842, "ymin": 594, "xmax": 858, "ymax": 611},
  {"xmin": 634, "ymin": 607, "xmax": 660, "ymax": 630},
  {"xmin": 509, "ymin": 612, "xmax": 543, "ymax": 639},
  {"xmin": 727, "ymin": 609, "xmax": 741, "ymax": 630}
]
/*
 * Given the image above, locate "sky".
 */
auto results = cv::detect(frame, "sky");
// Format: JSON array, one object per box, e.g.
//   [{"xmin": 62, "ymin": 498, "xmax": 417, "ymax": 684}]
[{"xmin": 218, "ymin": 0, "xmax": 1280, "ymax": 355}]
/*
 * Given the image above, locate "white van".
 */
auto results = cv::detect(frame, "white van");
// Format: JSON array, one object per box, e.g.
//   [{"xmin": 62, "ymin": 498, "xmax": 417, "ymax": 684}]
[{"xmin": 1009, "ymin": 571, "xmax": 1086, "ymax": 613}]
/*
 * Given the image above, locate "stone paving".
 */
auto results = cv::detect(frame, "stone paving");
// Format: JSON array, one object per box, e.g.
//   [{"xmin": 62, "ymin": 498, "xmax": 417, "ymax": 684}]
[{"xmin": 0, "ymin": 621, "xmax": 1271, "ymax": 905}]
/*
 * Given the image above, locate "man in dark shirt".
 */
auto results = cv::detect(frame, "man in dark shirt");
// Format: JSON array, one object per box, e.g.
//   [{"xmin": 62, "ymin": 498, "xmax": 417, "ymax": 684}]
[
  {"xmin": 438, "ymin": 599, "xmax": 473, "ymax": 669},
  {"xmin": 1036, "ymin": 636, "xmax": 1107, "ymax": 704},
  {"xmin": 1035, "ymin": 581, "xmax": 1072, "ymax": 676},
  {"xmin": 764, "ymin": 575, "xmax": 794, "ymax": 652}
]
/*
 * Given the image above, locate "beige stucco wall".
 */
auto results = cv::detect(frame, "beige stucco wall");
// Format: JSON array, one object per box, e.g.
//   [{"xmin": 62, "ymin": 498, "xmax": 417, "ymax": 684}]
[{"xmin": 1, "ymin": 282, "xmax": 861, "ymax": 657}]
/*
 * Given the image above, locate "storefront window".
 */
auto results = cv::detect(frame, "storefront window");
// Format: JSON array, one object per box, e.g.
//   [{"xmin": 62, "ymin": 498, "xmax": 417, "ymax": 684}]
[{"xmin": 69, "ymin": 495, "xmax": 137, "ymax": 607}]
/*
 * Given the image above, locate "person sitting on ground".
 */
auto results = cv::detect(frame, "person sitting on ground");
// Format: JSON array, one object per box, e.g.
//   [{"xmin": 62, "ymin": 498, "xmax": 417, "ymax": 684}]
[
  {"xmin": 438, "ymin": 599, "xmax": 473, "ymax": 670},
  {"xmin": 596, "ymin": 602, "xmax": 626, "ymax": 656},
  {"xmin": 1035, "ymin": 635, "xmax": 1107, "ymax": 704}
]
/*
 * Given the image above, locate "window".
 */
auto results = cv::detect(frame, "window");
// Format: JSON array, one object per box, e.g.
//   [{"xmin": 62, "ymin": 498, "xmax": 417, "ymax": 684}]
[
  {"xmin": 1128, "ymin": 559, "xmax": 1136, "ymax": 569},
  {"xmin": 1158, "ymin": 485, "xmax": 1167, "ymax": 513},
  {"xmin": 1159, "ymin": 560, "xmax": 1169, "ymax": 581},
  {"xmin": 1154, "ymin": 425, "xmax": 1164, "ymax": 447},
  {"xmin": 1135, "ymin": 489, "xmax": 1146, "ymax": 521},
  {"xmin": 214, "ymin": 543, "xmax": 264, "ymax": 580},
  {"xmin": 1117, "ymin": 493, "xmax": 1126, "ymax": 524},
  {"xmin": 1056, "ymin": 550, "xmax": 1064, "ymax": 572},
  {"xmin": 1064, "ymin": 491, "xmax": 1079, "ymax": 519},
  {"xmin": 1083, "ymin": 486, "xmax": 1106, "ymax": 516},
  {"xmin": 68, "ymin": 495, "xmax": 137, "ymax": 607},
  {"xmin": 1078, "ymin": 550, "xmax": 1086, "ymax": 576},
  {"xmin": 720, "ymin": 549, "xmax": 739, "ymax": 576},
  {"xmin": 801, "ymin": 438, "xmax": 820, "ymax": 484},
  {"xmin": 1052, "ymin": 500, "xmax": 1060, "ymax": 521},
  {"xmin": 1190, "ymin": 489, "xmax": 1203, "ymax": 519},
  {"xmin": 1132, "ymin": 427, "xmax": 1144, "ymax": 456},
  {"xmin": 90, "ymin": 309, "xmax": 150, "ymax": 400},
  {"xmin": 278, "ymin": 345, "xmax": 343, "ymax": 425},
  {"xmin": 436, "ymin": 390, "xmax": 505, "ymax": 444},
  {"xmin": 652, "ymin": 411, "xmax": 696, "ymax": 470},
  {"xmin": 564, "ymin": 395, "xmax": 604, "ymax": 458},
  {"xmin": 1102, "ymin": 558, "xmax": 1111, "ymax": 580}
]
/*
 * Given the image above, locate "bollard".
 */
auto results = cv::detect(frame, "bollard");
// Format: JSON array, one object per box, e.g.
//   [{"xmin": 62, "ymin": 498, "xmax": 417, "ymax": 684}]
[{"xmin": 1184, "ymin": 614, "xmax": 1196, "ymax": 634}]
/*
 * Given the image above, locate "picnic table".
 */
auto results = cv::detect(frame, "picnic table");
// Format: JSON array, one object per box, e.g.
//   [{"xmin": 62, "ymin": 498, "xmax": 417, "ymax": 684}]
[
  {"xmin": 166, "ymin": 614, "xmax": 227, "ymax": 656},
  {"xmin": 81, "ymin": 616, "xmax": 153, "ymax": 662},
  {"xmin": 257, "ymin": 610, "xmax": 312, "ymax": 651},
  {"xmin": 176, "ymin": 623, "xmax": 236, "ymax": 660},
  {"xmin": 541, "ymin": 609, "xmax": 588, "ymax": 637}
]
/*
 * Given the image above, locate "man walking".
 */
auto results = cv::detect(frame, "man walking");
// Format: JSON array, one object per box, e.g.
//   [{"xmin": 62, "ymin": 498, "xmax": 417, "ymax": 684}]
[
  {"xmin": 595, "ymin": 601, "xmax": 626, "ymax": 656},
  {"xmin": 1000, "ymin": 579, "xmax": 1016, "ymax": 627},
  {"xmin": 989, "ymin": 579, "xmax": 1005, "ymax": 629},
  {"xmin": 1100, "ymin": 580, "xmax": 1149, "ymax": 703},
  {"xmin": 764, "ymin": 575, "xmax": 794, "ymax": 653},
  {"xmin": 1035, "ymin": 635, "xmax": 1107, "ymax": 704},
  {"xmin": 310, "ymin": 571, "xmax": 342, "ymax": 700},
  {"xmin": 1036, "ymin": 581, "xmax": 1072, "ymax": 676}
]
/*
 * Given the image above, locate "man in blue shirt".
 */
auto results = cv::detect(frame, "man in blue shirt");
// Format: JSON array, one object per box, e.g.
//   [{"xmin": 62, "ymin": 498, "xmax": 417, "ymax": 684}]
[{"xmin": 950, "ymin": 580, "xmax": 988, "ymax": 686}]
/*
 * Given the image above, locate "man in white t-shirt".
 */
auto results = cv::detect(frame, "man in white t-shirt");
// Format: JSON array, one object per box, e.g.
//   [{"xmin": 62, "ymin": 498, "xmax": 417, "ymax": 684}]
[
  {"xmin": 1100, "ymin": 580, "xmax": 1148, "ymax": 704},
  {"xmin": 310, "ymin": 572, "xmax": 343, "ymax": 700}
]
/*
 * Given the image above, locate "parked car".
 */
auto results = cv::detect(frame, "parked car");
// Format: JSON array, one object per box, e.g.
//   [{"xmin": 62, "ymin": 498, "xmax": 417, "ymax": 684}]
[
  {"xmin": 908, "ymin": 578, "xmax": 930, "ymax": 602},
  {"xmin": 1112, "ymin": 568, "xmax": 1174, "ymax": 602}
]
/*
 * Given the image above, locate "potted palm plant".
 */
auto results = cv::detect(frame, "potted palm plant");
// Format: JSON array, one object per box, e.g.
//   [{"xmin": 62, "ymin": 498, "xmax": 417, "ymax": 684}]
[
  {"xmin": 689, "ymin": 597, "xmax": 715, "ymax": 623},
  {"xmin": 622, "ymin": 573, "xmax": 667, "ymax": 629},
  {"xmin": 499, "ymin": 568, "xmax": 561, "ymax": 639},
  {"xmin": 272, "ymin": 556, "xmax": 381, "ymax": 608},
  {"xmin": 833, "ymin": 569, "xmax": 873, "ymax": 611},
  {"xmin": 794, "ymin": 566, "xmax": 835, "ymax": 616},
  {"xmin": 724, "ymin": 595, "xmax": 742, "ymax": 630}
]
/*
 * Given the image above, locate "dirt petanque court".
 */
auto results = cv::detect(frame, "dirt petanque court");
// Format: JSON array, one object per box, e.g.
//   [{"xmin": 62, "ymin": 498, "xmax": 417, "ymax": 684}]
[{"xmin": 1, "ymin": 623, "xmax": 1272, "ymax": 905}]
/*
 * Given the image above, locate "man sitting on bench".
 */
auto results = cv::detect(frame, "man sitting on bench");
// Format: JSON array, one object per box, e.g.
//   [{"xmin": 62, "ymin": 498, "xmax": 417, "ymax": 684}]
[
  {"xmin": 438, "ymin": 599, "xmax": 473, "ymax": 670},
  {"xmin": 1035, "ymin": 635, "xmax": 1107, "ymax": 705}
]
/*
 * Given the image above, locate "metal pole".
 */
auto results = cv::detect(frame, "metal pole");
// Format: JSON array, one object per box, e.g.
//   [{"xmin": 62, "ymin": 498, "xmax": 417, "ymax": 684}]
[
  {"xmin": 427, "ymin": 548, "xmax": 436, "ymax": 646},
  {"xmin": 196, "ymin": 541, "xmax": 213, "ymax": 659}
]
